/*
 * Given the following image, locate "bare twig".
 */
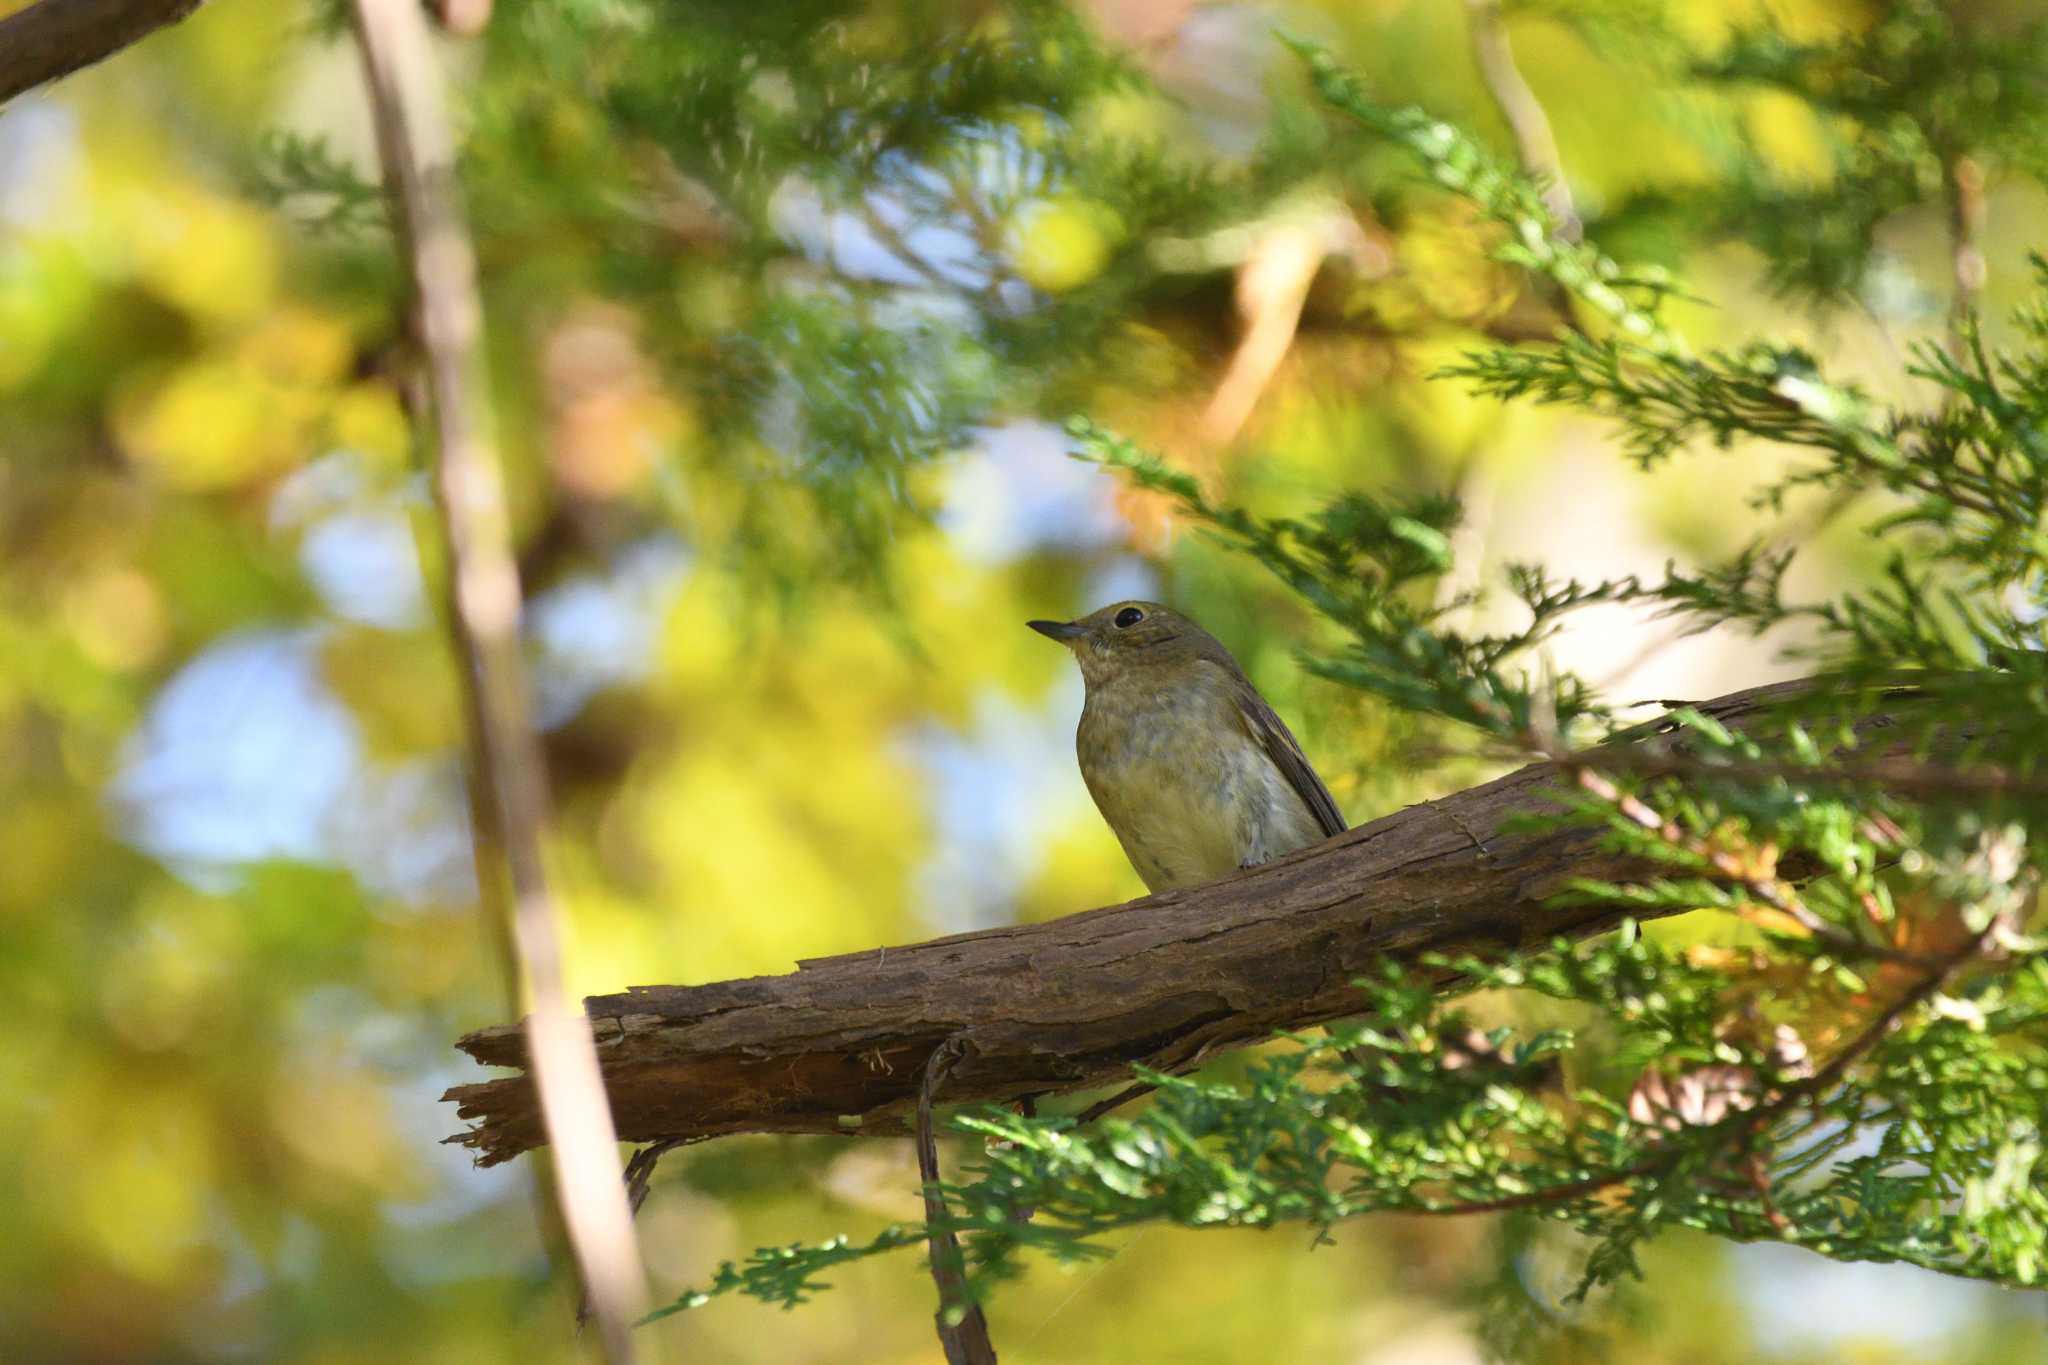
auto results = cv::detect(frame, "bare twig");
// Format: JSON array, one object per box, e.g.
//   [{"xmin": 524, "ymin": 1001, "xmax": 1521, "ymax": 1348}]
[
  {"xmin": 1785, "ymin": 924, "xmax": 1989, "ymax": 1104},
  {"xmin": 1553, "ymin": 745, "xmax": 2044, "ymax": 802},
  {"xmin": 1567, "ymin": 766, "xmax": 1939, "ymax": 969},
  {"xmin": 1074, "ymin": 1082, "xmax": 1159, "ymax": 1125},
  {"xmin": 622, "ymin": 1138, "xmax": 692, "ymax": 1216},
  {"xmin": 1943, "ymin": 152, "xmax": 1987, "ymax": 361},
  {"xmin": 576, "ymin": 1137, "xmax": 698, "ymax": 1329},
  {"xmin": 1465, "ymin": 0, "xmax": 1579, "ymax": 242},
  {"xmin": 1404, "ymin": 1153, "xmax": 1670, "ymax": 1216},
  {"xmin": 852, "ymin": 196, "xmax": 970, "ymax": 292},
  {"xmin": 0, "ymin": 0, "xmax": 205, "ymax": 105},
  {"xmin": 347, "ymin": 0, "xmax": 647, "ymax": 1358},
  {"xmin": 918, "ymin": 1039, "xmax": 1000, "ymax": 1365},
  {"xmin": 444, "ymin": 680, "xmax": 2000, "ymax": 1160}
]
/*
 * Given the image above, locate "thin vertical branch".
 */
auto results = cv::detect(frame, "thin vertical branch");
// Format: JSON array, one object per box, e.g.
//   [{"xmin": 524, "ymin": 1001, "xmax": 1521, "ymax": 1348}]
[
  {"xmin": 346, "ymin": 1, "xmax": 648, "ymax": 1360},
  {"xmin": 918, "ymin": 1039, "xmax": 1000, "ymax": 1365},
  {"xmin": 1197, "ymin": 219, "xmax": 1327, "ymax": 448},
  {"xmin": 1465, "ymin": 0, "xmax": 1580, "ymax": 243},
  {"xmin": 1944, "ymin": 152, "xmax": 1987, "ymax": 361}
]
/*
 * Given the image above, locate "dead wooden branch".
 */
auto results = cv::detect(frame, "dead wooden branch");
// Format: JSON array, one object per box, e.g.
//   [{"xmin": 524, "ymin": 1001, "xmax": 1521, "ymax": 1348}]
[
  {"xmin": 0, "ymin": 0, "xmax": 206, "ymax": 105},
  {"xmin": 444, "ymin": 678, "xmax": 1959, "ymax": 1166}
]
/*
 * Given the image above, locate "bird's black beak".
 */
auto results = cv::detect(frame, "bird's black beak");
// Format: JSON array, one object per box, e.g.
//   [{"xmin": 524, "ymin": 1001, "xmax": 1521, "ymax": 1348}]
[{"xmin": 1027, "ymin": 619, "xmax": 1087, "ymax": 642}]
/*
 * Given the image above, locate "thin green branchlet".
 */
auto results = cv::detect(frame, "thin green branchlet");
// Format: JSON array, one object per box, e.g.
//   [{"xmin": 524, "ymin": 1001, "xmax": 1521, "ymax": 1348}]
[{"xmin": 247, "ymin": 130, "xmax": 389, "ymax": 237}]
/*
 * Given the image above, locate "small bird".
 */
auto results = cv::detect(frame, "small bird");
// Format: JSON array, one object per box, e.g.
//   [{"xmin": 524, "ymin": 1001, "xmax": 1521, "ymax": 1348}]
[{"xmin": 1029, "ymin": 601, "xmax": 1346, "ymax": 893}]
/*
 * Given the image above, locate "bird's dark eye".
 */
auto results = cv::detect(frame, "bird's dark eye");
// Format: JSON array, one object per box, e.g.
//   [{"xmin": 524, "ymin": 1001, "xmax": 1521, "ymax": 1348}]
[{"xmin": 1114, "ymin": 607, "xmax": 1144, "ymax": 629}]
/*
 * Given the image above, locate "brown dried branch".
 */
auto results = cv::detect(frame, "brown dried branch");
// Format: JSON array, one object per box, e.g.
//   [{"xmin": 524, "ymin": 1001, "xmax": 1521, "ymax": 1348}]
[
  {"xmin": 443, "ymin": 679, "xmax": 1956, "ymax": 1165},
  {"xmin": 0, "ymin": 0, "xmax": 206, "ymax": 105},
  {"xmin": 1787, "ymin": 920, "xmax": 1992, "ymax": 1105},
  {"xmin": 347, "ymin": 0, "xmax": 647, "ymax": 1357},
  {"xmin": 917, "ymin": 1040, "xmax": 1000, "ymax": 1365},
  {"xmin": 1465, "ymin": 0, "xmax": 1579, "ymax": 242}
]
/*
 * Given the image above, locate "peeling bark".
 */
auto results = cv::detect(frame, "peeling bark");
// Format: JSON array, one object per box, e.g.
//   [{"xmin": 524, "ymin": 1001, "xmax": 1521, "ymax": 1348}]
[{"xmin": 444, "ymin": 679, "xmax": 1918, "ymax": 1164}]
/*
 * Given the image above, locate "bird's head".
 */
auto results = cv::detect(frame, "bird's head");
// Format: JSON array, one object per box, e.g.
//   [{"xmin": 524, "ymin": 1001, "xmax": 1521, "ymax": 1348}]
[{"xmin": 1026, "ymin": 601, "xmax": 1212, "ymax": 686}]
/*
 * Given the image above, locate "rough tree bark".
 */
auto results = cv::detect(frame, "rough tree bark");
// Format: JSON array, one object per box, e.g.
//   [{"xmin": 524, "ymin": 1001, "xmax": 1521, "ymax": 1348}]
[
  {"xmin": 0, "ymin": 0, "xmax": 206, "ymax": 105},
  {"xmin": 445, "ymin": 678, "xmax": 1952, "ymax": 1165}
]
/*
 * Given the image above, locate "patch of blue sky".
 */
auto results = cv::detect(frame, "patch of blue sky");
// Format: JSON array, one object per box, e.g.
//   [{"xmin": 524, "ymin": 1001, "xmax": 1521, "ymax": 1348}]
[
  {"xmin": 299, "ymin": 508, "xmax": 428, "ymax": 629},
  {"xmin": 122, "ymin": 466, "xmax": 690, "ymax": 897},
  {"xmin": 1731, "ymin": 1242, "xmax": 2011, "ymax": 1353},
  {"xmin": 269, "ymin": 449, "xmax": 379, "ymax": 527},
  {"xmin": 912, "ymin": 420, "xmax": 1154, "ymax": 934},
  {"xmin": 903, "ymin": 675, "xmax": 1093, "ymax": 937},
  {"xmin": 528, "ymin": 534, "xmax": 692, "ymax": 729},
  {"xmin": 941, "ymin": 421, "xmax": 1130, "ymax": 566},
  {"xmin": 1717, "ymin": 1124, "xmax": 1992, "ymax": 1346},
  {"xmin": 1084, "ymin": 556, "xmax": 1162, "ymax": 612},
  {"xmin": 113, "ymin": 628, "xmax": 360, "ymax": 884},
  {"xmin": 271, "ymin": 452, "xmax": 431, "ymax": 629},
  {"xmin": 0, "ymin": 95, "xmax": 75, "ymax": 228},
  {"xmin": 774, "ymin": 176, "xmax": 991, "ymax": 294},
  {"xmin": 326, "ymin": 757, "xmax": 475, "ymax": 906},
  {"xmin": 380, "ymin": 1060, "xmax": 534, "ymax": 1237}
]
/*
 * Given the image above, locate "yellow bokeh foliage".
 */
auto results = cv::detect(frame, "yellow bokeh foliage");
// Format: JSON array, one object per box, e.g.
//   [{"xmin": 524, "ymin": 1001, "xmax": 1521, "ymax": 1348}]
[{"xmin": 1006, "ymin": 195, "xmax": 1124, "ymax": 293}]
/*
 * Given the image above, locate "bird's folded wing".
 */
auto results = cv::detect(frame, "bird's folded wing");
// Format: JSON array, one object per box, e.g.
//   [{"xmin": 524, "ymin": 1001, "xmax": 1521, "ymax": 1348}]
[{"xmin": 1230, "ymin": 684, "xmax": 1348, "ymax": 838}]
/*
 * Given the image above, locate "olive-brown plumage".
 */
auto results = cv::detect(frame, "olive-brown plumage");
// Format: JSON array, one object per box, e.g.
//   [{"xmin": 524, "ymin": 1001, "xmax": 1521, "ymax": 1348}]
[{"xmin": 1028, "ymin": 601, "xmax": 1345, "ymax": 893}]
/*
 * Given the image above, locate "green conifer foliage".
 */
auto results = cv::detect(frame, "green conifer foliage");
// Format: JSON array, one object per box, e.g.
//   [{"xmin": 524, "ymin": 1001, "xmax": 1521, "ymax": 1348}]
[{"xmin": 651, "ymin": 25, "xmax": 2048, "ymax": 1327}]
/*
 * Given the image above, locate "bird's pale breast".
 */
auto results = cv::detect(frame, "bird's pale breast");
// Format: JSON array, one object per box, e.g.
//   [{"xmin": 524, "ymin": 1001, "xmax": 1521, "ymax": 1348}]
[{"xmin": 1075, "ymin": 666, "xmax": 1325, "ymax": 893}]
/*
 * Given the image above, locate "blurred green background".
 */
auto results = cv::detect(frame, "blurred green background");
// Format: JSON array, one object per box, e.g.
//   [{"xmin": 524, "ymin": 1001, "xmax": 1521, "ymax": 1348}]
[{"xmin": 4, "ymin": 0, "xmax": 2047, "ymax": 1360}]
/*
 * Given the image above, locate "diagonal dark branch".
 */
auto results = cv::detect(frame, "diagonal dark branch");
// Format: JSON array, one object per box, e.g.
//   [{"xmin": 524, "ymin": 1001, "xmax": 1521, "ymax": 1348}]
[
  {"xmin": 1074, "ymin": 1082, "xmax": 1159, "ymax": 1125},
  {"xmin": 0, "ymin": 0, "xmax": 206, "ymax": 105},
  {"xmin": 1943, "ymin": 152, "xmax": 1987, "ymax": 362},
  {"xmin": 442, "ymin": 678, "xmax": 1992, "ymax": 1165}
]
